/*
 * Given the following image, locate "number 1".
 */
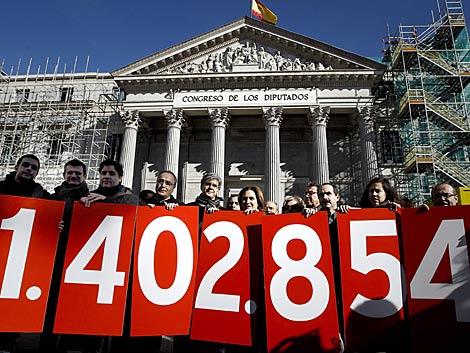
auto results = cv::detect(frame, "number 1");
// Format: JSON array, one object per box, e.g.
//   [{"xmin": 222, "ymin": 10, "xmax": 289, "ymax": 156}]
[{"xmin": 0, "ymin": 208, "xmax": 36, "ymax": 299}]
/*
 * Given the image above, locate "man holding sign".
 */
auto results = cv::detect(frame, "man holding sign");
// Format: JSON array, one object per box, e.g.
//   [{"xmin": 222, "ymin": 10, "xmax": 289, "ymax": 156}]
[
  {"xmin": 0, "ymin": 154, "xmax": 49, "ymax": 199},
  {"xmin": 0, "ymin": 154, "xmax": 51, "ymax": 353}
]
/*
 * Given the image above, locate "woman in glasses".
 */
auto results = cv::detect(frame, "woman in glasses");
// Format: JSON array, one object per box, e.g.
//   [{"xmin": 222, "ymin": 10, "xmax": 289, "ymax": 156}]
[{"xmin": 187, "ymin": 173, "xmax": 224, "ymax": 214}]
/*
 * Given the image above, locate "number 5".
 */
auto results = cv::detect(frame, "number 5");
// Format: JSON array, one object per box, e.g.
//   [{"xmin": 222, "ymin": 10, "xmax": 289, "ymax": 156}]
[{"xmin": 349, "ymin": 220, "xmax": 404, "ymax": 318}]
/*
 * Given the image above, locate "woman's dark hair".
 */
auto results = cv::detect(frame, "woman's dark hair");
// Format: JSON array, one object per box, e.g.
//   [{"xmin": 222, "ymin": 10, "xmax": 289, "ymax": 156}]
[
  {"xmin": 359, "ymin": 177, "xmax": 400, "ymax": 208},
  {"xmin": 282, "ymin": 195, "xmax": 305, "ymax": 213},
  {"xmin": 238, "ymin": 186, "xmax": 265, "ymax": 211}
]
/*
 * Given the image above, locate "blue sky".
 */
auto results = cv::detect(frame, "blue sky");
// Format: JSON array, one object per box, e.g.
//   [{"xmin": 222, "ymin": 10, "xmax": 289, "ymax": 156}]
[{"xmin": 1, "ymin": 0, "xmax": 461, "ymax": 74}]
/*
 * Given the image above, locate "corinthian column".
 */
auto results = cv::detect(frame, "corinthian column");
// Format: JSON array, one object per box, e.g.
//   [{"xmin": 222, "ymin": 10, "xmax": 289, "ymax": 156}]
[
  {"xmin": 263, "ymin": 107, "xmax": 283, "ymax": 206},
  {"xmin": 358, "ymin": 106, "xmax": 379, "ymax": 184},
  {"xmin": 120, "ymin": 110, "xmax": 141, "ymax": 188},
  {"xmin": 164, "ymin": 109, "xmax": 185, "ymax": 181},
  {"xmin": 208, "ymin": 107, "xmax": 230, "ymax": 197},
  {"xmin": 308, "ymin": 106, "xmax": 330, "ymax": 184}
]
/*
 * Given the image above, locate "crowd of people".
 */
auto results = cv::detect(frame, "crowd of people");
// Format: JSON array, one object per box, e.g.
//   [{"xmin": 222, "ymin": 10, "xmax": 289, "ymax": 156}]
[{"xmin": 0, "ymin": 153, "xmax": 462, "ymax": 353}]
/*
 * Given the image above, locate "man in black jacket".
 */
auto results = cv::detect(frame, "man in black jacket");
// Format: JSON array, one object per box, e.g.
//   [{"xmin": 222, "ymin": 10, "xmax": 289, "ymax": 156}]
[
  {"xmin": 0, "ymin": 154, "xmax": 49, "ymax": 353},
  {"xmin": 150, "ymin": 170, "xmax": 184, "ymax": 209},
  {"xmin": 0, "ymin": 153, "xmax": 49, "ymax": 198},
  {"xmin": 41, "ymin": 159, "xmax": 90, "ymax": 353}
]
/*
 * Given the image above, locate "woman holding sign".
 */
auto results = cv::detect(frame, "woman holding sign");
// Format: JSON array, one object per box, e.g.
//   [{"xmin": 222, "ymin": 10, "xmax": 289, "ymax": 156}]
[
  {"xmin": 359, "ymin": 177, "xmax": 402, "ymax": 211},
  {"xmin": 238, "ymin": 185, "xmax": 265, "ymax": 215}
]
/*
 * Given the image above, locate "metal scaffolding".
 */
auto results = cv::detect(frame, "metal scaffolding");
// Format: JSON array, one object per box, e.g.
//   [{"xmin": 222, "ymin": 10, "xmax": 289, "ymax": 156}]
[
  {"xmin": 382, "ymin": 0, "xmax": 470, "ymax": 203},
  {"xmin": 0, "ymin": 57, "xmax": 122, "ymax": 192}
]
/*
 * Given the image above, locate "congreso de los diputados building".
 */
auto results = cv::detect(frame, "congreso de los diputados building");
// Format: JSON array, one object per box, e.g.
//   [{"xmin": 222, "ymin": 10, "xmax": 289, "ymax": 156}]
[{"xmin": 0, "ymin": 17, "xmax": 403, "ymax": 206}]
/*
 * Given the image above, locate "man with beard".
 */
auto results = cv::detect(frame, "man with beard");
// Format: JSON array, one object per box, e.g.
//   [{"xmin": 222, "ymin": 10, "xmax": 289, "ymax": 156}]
[
  {"xmin": 318, "ymin": 183, "xmax": 346, "ymax": 351},
  {"xmin": 0, "ymin": 154, "xmax": 49, "ymax": 353}
]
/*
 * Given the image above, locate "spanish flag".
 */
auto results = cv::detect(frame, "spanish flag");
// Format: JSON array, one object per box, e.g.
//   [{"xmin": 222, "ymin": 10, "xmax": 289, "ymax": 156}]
[{"xmin": 251, "ymin": 0, "xmax": 277, "ymax": 25}]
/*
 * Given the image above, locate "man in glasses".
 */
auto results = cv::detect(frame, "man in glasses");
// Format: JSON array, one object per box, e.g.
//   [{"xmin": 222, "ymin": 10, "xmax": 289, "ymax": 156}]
[
  {"xmin": 431, "ymin": 183, "xmax": 459, "ymax": 207},
  {"xmin": 150, "ymin": 170, "xmax": 184, "ymax": 209},
  {"xmin": 304, "ymin": 181, "xmax": 321, "ymax": 211}
]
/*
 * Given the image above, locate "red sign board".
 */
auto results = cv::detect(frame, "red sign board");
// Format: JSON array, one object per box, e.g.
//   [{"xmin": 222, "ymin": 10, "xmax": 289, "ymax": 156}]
[
  {"xmin": 401, "ymin": 206, "xmax": 470, "ymax": 352},
  {"xmin": 54, "ymin": 202, "xmax": 137, "ymax": 336},
  {"xmin": 337, "ymin": 208, "xmax": 405, "ymax": 352},
  {"xmin": 262, "ymin": 212, "xmax": 341, "ymax": 353},
  {"xmin": 0, "ymin": 196, "xmax": 63, "ymax": 332},
  {"xmin": 131, "ymin": 206, "xmax": 199, "ymax": 336},
  {"xmin": 190, "ymin": 211, "xmax": 264, "ymax": 346}
]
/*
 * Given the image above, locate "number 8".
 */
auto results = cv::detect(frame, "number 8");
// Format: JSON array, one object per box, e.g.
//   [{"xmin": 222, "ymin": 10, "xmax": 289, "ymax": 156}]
[{"xmin": 270, "ymin": 224, "xmax": 329, "ymax": 321}]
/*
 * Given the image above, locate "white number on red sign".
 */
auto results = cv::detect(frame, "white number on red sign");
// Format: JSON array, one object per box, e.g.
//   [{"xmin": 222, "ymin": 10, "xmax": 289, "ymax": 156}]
[
  {"xmin": 138, "ymin": 215, "xmax": 194, "ymax": 305},
  {"xmin": 349, "ymin": 220, "xmax": 403, "ymax": 318},
  {"xmin": 0, "ymin": 208, "xmax": 36, "ymax": 299},
  {"xmin": 194, "ymin": 221, "xmax": 244, "ymax": 312},
  {"xmin": 270, "ymin": 224, "xmax": 329, "ymax": 321},
  {"xmin": 64, "ymin": 215, "xmax": 125, "ymax": 304},
  {"xmin": 410, "ymin": 219, "xmax": 470, "ymax": 322}
]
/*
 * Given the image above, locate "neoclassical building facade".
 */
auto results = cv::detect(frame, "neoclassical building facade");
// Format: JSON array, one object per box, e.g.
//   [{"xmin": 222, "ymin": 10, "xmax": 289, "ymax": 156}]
[
  {"xmin": 113, "ymin": 17, "xmax": 386, "ymax": 206},
  {"xmin": 0, "ymin": 17, "xmax": 386, "ymax": 206}
]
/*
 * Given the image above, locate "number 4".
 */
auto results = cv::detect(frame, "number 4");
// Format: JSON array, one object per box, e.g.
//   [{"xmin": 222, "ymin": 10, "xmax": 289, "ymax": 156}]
[
  {"xmin": 64, "ymin": 216, "xmax": 125, "ymax": 304},
  {"xmin": 410, "ymin": 219, "xmax": 470, "ymax": 322}
]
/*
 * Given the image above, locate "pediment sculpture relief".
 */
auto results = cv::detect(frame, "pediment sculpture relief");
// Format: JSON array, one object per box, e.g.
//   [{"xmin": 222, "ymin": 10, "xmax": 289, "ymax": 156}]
[{"xmin": 166, "ymin": 42, "xmax": 333, "ymax": 74}]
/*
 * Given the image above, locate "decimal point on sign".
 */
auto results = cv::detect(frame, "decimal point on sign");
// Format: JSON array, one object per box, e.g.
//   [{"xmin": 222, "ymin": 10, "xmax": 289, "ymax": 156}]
[
  {"xmin": 26, "ymin": 286, "xmax": 41, "ymax": 301},
  {"xmin": 244, "ymin": 300, "xmax": 257, "ymax": 314}
]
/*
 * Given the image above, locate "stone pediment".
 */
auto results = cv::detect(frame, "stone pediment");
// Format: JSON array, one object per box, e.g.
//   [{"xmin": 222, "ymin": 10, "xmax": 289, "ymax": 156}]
[
  {"xmin": 113, "ymin": 17, "xmax": 385, "ymax": 78},
  {"xmin": 161, "ymin": 41, "xmax": 334, "ymax": 75}
]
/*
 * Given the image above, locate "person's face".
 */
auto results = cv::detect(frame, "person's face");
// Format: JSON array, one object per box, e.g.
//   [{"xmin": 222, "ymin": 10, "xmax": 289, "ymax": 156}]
[
  {"xmin": 241, "ymin": 190, "xmax": 259, "ymax": 211},
  {"xmin": 283, "ymin": 199, "xmax": 302, "ymax": 213},
  {"xmin": 15, "ymin": 157, "xmax": 39, "ymax": 183},
  {"xmin": 156, "ymin": 172, "xmax": 176, "ymax": 199},
  {"xmin": 369, "ymin": 182, "xmax": 387, "ymax": 206},
  {"xmin": 304, "ymin": 186, "xmax": 319, "ymax": 207},
  {"xmin": 201, "ymin": 178, "xmax": 220, "ymax": 200},
  {"xmin": 432, "ymin": 184, "xmax": 458, "ymax": 206},
  {"xmin": 227, "ymin": 196, "xmax": 240, "ymax": 210},
  {"xmin": 99, "ymin": 166, "xmax": 121, "ymax": 188},
  {"xmin": 319, "ymin": 185, "xmax": 340, "ymax": 212},
  {"xmin": 64, "ymin": 165, "xmax": 86, "ymax": 186},
  {"xmin": 265, "ymin": 201, "xmax": 278, "ymax": 215}
]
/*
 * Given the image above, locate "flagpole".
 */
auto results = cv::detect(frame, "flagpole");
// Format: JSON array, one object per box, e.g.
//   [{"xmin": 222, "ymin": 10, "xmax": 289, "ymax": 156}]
[{"xmin": 249, "ymin": 0, "xmax": 252, "ymax": 18}]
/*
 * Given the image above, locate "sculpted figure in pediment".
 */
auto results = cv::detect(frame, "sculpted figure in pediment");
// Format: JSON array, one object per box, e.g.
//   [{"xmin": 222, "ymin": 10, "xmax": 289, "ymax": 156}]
[
  {"xmin": 164, "ymin": 42, "xmax": 334, "ymax": 74},
  {"xmin": 222, "ymin": 47, "xmax": 234, "ymax": 69}
]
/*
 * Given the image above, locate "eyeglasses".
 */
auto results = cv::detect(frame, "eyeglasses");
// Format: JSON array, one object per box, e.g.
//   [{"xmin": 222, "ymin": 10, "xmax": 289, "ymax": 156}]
[
  {"xmin": 157, "ymin": 178, "xmax": 175, "ymax": 187},
  {"xmin": 432, "ymin": 192, "xmax": 456, "ymax": 199},
  {"xmin": 204, "ymin": 182, "xmax": 219, "ymax": 188}
]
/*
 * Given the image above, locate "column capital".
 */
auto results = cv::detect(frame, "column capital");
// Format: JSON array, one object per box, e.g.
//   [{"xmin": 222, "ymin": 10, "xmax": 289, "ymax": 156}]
[
  {"xmin": 208, "ymin": 107, "xmax": 231, "ymax": 128},
  {"xmin": 308, "ymin": 106, "xmax": 330, "ymax": 126},
  {"xmin": 121, "ymin": 110, "xmax": 142, "ymax": 129},
  {"xmin": 164, "ymin": 109, "xmax": 185, "ymax": 128},
  {"xmin": 262, "ymin": 107, "xmax": 283, "ymax": 127}
]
